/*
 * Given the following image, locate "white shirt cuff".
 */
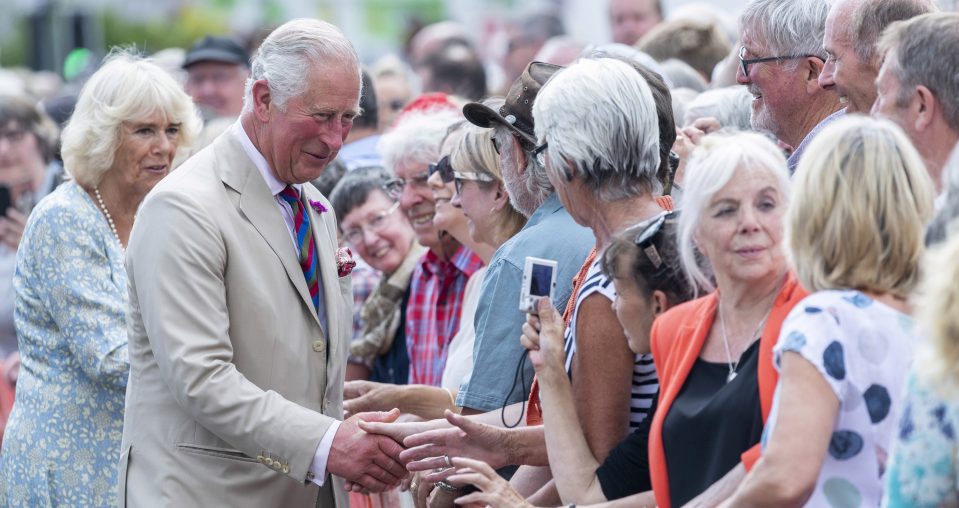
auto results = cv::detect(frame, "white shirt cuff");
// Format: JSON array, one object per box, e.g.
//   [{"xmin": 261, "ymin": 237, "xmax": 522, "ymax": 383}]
[{"xmin": 309, "ymin": 420, "xmax": 341, "ymax": 486}]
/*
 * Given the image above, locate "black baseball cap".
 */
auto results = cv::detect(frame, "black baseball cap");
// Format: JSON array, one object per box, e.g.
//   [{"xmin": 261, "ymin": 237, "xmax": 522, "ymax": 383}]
[{"xmin": 183, "ymin": 35, "xmax": 250, "ymax": 69}]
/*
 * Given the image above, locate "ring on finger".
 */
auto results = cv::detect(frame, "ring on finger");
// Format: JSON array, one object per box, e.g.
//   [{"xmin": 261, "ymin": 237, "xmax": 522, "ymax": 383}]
[{"xmin": 443, "ymin": 455, "xmax": 452, "ymax": 468}]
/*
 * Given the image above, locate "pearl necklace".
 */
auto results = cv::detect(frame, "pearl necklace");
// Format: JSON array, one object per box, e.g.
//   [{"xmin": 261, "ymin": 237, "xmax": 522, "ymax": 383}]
[{"xmin": 93, "ymin": 187, "xmax": 125, "ymax": 252}]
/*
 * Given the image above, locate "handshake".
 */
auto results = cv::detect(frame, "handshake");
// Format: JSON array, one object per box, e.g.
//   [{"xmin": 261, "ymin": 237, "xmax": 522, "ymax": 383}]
[{"xmin": 326, "ymin": 407, "xmax": 519, "ymax": 506}]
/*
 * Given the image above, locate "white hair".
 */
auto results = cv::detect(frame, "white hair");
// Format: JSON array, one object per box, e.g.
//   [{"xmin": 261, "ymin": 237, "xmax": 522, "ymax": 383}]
[
  {"xmin": 740, "ymin": 0, "xmax": 830, "ymax": 65},
  {"xmin": 243, "ymin": 18, "xmax": 360, "ymax": 113},
  {"xmin": 378, "ymin": 107, "xmax": 463, "ymax": 173},
  {"xmin": 677, "ymin": 131, "xmax": 791, "ymax": 293},
  {"xmin": 581, "ymin": 44, "xmax": 673, "ymax": 88},
  {"xmin": 683, "ymin": 85, "xmax": 753, "ymax": 130},
  {"xmin": 61, "ymin": 49, "xmax": 201, "ymax": 187},
  {"xmin": 533, "ymin": 57, "xmax": 661, "ymax": 201}
]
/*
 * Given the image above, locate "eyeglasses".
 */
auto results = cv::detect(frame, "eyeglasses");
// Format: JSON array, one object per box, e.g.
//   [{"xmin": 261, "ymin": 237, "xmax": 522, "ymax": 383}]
[
  {"xmin": 428, "ymin": 155, "xmax": 455, "ymax": 183},
  {"xmin": 532, "ymin": 142, "xmax": 548, "ymax": 167},
  {"xmin": 0, "ymin": 129, "xmax": 26, "ymax": 144},
  {"xmin": 383, "ymin": 171, "xmax": 430, "ymax": 200},
  {"xmin": 342, "ymin": 201, "xmax": 401, "ymax": 245},
  {"xmin": 738, "ymin": 46, "xmax": 823, "ymax": 78},
  {"xmin": 491, "ymin": 131, "xmax": 534, "ymax": 156},
  {"xmin": 453, "ymin": 169, "xmax": 495, "ymax": 195},
  {"xmin": 633, "ymin": 211, "xmax": 679, "ymax": 270}
]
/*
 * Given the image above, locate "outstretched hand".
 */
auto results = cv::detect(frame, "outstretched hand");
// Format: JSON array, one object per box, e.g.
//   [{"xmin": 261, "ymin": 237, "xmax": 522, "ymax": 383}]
[
  {"xmin": 327, "ymin": 408, "xmax": 406, "ymax": 493},
  {"xmin": 447, "ymin": 457, "xmax": 534, "ymax": 508},
  {"xmin": 401, "ymin": 410, "xmax": 511, "ymax": 481},
  {"xmin": 343, "ymin": 380, "xmax": 396, "ymax": 417},
  {"xmin": 520, "ymin": 298, "xmax": 566, "ymax": 373}
]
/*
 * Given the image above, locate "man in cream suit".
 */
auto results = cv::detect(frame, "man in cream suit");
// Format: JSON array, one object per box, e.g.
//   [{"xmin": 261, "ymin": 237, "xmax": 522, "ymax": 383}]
[{"xmin": 118, "ymin": 19, "xmax": 405, "ymax": 507}]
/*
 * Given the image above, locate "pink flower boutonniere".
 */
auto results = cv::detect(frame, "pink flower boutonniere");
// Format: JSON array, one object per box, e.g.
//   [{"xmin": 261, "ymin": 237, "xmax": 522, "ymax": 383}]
[
  {"xmin": 336, "ymin": 246, "xmax": 356, "ymax": 277},
  {"xmin": 309, "ymin": 199, "xmax": 328, "ymax": 215}
]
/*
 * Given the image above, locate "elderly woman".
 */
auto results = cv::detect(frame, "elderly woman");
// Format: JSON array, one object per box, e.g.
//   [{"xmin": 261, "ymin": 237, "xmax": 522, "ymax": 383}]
[
  {"xmin": 726, "ymin": 117, "xmax": 934, "ymax": 506},
  {"xmin": 0, "ymin": 53, "xmax": 200, "ymax": 506},
  {"xmin": 331, "ymin": 166, "xmax": 423, "ymax": 386}
]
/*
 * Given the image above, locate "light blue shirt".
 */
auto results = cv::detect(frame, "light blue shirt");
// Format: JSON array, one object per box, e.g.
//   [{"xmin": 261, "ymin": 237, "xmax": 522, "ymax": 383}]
[{"xmin": 457, "ymin": 193, "xmax": 594, "ymax": 411}]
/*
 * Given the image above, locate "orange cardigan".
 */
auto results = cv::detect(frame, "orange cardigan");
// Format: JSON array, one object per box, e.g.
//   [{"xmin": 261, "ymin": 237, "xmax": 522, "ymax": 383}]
[{"xmin": 647, "ymin": 273, "xmax": 807, "ymax": 508}]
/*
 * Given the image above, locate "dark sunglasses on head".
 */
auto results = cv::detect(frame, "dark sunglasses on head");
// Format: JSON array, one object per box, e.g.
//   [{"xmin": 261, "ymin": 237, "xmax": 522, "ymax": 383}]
[
  {"xmin": 428, "ymin": 155, "xmax": 455, "ymax": 183},
  {"xmin": 634, "ymin": 211, "xmax": 680, "ymax": 270}
]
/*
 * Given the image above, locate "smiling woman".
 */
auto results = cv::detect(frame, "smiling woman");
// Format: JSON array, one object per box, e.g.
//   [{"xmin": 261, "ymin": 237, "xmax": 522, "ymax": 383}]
[{"xmin": 0, "ymin": 50, "xmax": 200, "ymax": 507}]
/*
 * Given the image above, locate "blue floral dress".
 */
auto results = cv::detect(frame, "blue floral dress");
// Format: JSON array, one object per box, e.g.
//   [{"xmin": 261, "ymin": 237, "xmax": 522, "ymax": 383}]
[
  {"xmin": 883, "ymin": 371, "xmax": 959, "ymax": 507},
  {"xmin": 763, "ymin": 290, "xmax": 916, "ymax": 507},
  {"xmin": 0, "ymin": 180, "xmax": 130, "ymax": 507}
]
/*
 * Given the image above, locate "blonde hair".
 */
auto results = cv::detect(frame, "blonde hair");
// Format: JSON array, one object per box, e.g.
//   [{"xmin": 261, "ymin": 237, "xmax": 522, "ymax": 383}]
[
  {"xmin": 451, "ymin": 122, "xmax": 526, "ymax": 240},
  {"xmin": 788, "ymin": 116, "xmax": 934, "ymax": 296},
  {"xmin": 61, "ymin": 50, "xmax": 201, "ymax": 187},
  {"xmin": 916, "ymin": 235, "xmax": 959, "ymax": 388}
]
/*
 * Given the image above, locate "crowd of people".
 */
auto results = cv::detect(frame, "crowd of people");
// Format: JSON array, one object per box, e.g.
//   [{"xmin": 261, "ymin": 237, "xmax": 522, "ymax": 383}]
[{"xmin": 1, "ymin": 0, "xmax": 959, "ymax": 506}]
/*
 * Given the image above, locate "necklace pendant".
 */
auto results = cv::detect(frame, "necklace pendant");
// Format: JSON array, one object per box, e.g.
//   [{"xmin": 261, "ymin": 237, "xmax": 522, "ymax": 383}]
[{"xmin": 726, "ymin": 369, "xmax": 738, "ymax": 383}]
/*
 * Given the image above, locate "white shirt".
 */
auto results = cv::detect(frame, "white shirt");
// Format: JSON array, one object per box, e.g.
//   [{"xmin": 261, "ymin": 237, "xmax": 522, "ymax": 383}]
[{"xmin": 231, "ymin": 121, "xmax": 338, "ymax": 487}]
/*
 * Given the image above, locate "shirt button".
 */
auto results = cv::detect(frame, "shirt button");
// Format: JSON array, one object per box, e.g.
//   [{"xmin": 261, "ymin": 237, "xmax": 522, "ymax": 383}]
[
  {"xmin": 312, "ymin": 340, "xmax": 325, "ymax": 353},
  {"xmin": 323, "ymin": 400, "xmax": 330, "ymax": 411}
]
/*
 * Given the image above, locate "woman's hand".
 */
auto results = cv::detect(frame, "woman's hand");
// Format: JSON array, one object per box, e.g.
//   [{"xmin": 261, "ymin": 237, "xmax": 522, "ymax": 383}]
[
  {"xmin": 0, "ymin": 208, "xmax": 27, "ymax": 250},
  {"xmin": 447, "ymin": 457, "xmax": 535, "ymax": 508},
  {"xmin": 343, "ymin": 380, "xmax": 397, "ymax": 416},
  {"xmin": 402, "ymin": 410, "xmax": 512, "ymax": 478},
  {"xmin": 520, "ymin": 298, "xmax": 566, "ymax": 374}
]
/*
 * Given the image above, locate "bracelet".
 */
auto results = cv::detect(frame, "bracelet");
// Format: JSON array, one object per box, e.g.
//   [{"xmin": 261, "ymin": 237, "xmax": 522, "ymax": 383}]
[
  {"xmin": 443, "ymin": 388, "xmax": 456, "ymax": 407},
  {"xmin": 434, "ymin": 480, "xmax": 463, "ymax": 493}
]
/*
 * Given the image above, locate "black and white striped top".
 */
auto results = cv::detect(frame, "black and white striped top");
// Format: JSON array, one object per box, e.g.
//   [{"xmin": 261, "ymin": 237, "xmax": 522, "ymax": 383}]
[{"xmin": 563, "ymin": 258, "xmax": 659, "ymax": 428}]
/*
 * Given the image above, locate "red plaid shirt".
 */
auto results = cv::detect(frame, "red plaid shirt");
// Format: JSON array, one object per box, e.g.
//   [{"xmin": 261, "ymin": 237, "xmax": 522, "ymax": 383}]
[{"xmin": 406, "ymin": 245, "xmax": 484, "ymax": 386}]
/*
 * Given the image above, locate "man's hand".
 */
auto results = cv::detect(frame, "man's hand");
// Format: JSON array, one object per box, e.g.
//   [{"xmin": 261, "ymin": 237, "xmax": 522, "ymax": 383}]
[
  {"xmin": 520, "ymin": 298, "xmax": 566, "ymax": 374},
  {"xmin": 327, "ymin": 409, "xmax": 406, "ymax": 493},
  {"xmin": 447, "ymin": 457, "xmax": 534, "ymax": 508},
  {"xmin": 0, "ymin": 208, "xmax": 27, "ymax": 250},
  {"xmin": 401, "ymin": 410, "xmax": 511, "ymax": 479},
  {"xmin": 343, "ymin": 380, "xmax": 396, "ymax": 417}
]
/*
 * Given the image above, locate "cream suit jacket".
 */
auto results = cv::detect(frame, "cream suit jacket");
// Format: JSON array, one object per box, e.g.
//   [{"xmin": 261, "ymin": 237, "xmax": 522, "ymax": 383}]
[{"xmin": 118, "ymin": 131, "xmax": 352, "ymax": 507}]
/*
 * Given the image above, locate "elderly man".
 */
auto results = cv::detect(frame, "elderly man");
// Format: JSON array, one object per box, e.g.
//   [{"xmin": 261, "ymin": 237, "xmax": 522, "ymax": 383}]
[
  {"xmin": 873, "ymin": 12, "xmax": 959, "ymax": 196},
  {"xmin": 737, "ymin": 0, "xmax": 842, "ymax": 171},
  {"xmin": 183, "ymin": 35, "xmax": 250, "ymax": 120},
  {"xmin": 119, "ymin": 20, "xmax": 405, "ymax": 507},
  {"xmin": 609, "ymin": 0, "xmax": 663, "ymax": 46},
  {"xmin": 379, "ymin": 96, "xmax": 484, "ymax": 388},
  {"xmin": 819, "ymin": 0, "xmax": 937, "ymax": 113},
  {"xmin": 458, "ymin": 62, "xmax": 593, "ymax": 417}
]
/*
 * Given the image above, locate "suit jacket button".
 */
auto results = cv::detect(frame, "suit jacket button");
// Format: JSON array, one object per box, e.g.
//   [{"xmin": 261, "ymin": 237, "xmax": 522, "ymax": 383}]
[
  {"xmin": 306, "ymin": 471, "xmax": 315, "ymax": 482},
  {"xmin": 265, "ymin": 458, "xmax": 274, "ymax": 466},
  {"xmin": 257, "ymin": 455, "xmax": 265, "ymax": 463},
  {"xmin": 312, "ymin": 340, "xmax": 325, "ymax": 353},
  {"xmin": 282, "ymin": 464, "xmax": 290, "ymax": 474}
]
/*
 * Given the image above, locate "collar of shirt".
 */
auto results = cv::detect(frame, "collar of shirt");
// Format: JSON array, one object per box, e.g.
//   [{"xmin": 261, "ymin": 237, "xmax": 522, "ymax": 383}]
[
  {"xmin": 230, "ymin": 120, "xmax": 301, "ymax": 198},
  {"xmin": 419, "ymin": 244, "xmax": 483, "ymax": 279},
  {"xmin": 523, "ymin": 192, "xmax": 564, "ymax": 231}
]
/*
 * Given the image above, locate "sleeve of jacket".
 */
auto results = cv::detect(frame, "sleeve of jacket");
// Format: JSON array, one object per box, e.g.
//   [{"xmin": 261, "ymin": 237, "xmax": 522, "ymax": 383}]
[{"xmin": 127, "ymin": 188, "xmax": 334, "ymax": 483}]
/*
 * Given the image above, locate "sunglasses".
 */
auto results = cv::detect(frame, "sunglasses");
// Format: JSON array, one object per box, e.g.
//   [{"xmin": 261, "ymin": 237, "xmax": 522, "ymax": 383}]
[
  {"xmin": 428, "ymin": 155, "xmax": 455, "ymax": 183},
  {"xmin": 633, "ymin": 211, "xmax": 679, "ymax": 270}
]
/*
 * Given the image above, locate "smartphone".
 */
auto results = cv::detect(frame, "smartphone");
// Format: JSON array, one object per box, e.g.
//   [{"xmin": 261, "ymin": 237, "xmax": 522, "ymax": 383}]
[
  {"xmin": 0, "ymin": 186, "xmax": 11, "ymax": 215},
  {"xmin": 519, "ymin": 256, "xmax": 558, "ymax": 314}
]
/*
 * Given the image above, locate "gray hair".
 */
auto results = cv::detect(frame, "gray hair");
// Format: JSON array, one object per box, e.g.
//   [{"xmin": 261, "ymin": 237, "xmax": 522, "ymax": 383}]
[
  {"xmin": 852, "ymin": 0, "xmax": 938, "ymax": 66},
  {"xmin": 329, "ymin": 166, "xmax": 394, "ymax": 229},
  {"xmin": 926, "ymin": 143, "xmax": 959, "ymax": 245},
  {"xmin": 683, "ymin": 85, "xmax": 753, "ymax": 130},
  {"xmin": 378, "ymin": 107, "xmax": 463, "ymax": 173},
  {"xmin": 659, "ymin": 59, "xmax": 708, "ymax": 93},
  {"xmin": 677, "ymin": 131, "xmax": 791, "ymax": 293},
  {"xmin": 492, "ymin": 125, "xmax": 553, "ymax": 217},
  {"xmin": 878, "ymin": 12, "xmax": 959, "ymax": 132},
  {"xmin": 740, "ymin": 0, "xmax": 830, "ymax": 65},
  {"xmin": 533, "ymin": 57, "xmax": 662, "ymax": 201},
  {"xmin": 242, "ymin": 19, "xmax": 360, "ymax": 113},
  {"xmin": 61, "ymin": 50, "xmax": 201, "ymax": 187}
]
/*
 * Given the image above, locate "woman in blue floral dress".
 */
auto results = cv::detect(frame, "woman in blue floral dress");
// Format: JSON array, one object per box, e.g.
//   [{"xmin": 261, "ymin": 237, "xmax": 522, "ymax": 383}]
[{"xmin": 0, "ymin": 52, "xmax": 200, "ymax": 506}]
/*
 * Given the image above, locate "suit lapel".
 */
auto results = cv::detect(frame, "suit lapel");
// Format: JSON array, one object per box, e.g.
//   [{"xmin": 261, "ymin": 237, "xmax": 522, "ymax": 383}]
[
  {"xmin": 302, "ymin": 185, "xmax": 340, "ymax": 340},
  {"xmin": 216, "ymin": 134, "xmax": 322, "ymax": 329}
]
